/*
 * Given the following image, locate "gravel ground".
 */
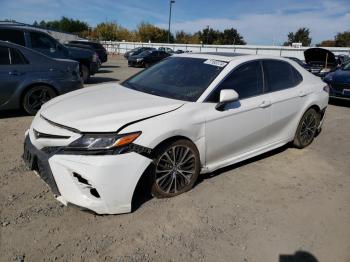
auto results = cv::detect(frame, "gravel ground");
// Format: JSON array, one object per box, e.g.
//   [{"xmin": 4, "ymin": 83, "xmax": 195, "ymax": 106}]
[{"xmin": 0, "ymin": 55, "xmax": 349, "ymax": 262}]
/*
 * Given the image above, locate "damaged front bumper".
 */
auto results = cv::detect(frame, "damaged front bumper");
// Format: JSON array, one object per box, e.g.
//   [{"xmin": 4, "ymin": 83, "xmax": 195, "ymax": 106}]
[{"xmin": 23, "ymin": 135, "xmax": 152, "ymax": 214}]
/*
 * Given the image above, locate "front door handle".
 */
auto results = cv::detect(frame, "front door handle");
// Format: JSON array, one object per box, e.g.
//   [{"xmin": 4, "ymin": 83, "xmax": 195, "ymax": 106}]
[
  {"xmin": 259, "ymin": 100, "xmax": 271, "ymax": 108},
  {"xmin": 9, "ymin": 70, "xmax": 19, "ymax": 76}
]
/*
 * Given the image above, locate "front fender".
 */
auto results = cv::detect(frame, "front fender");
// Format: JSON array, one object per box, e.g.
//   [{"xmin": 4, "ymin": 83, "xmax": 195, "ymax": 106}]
[{"xmin": 121, "ymin": 104, "xmax": 207, "ymax": 167}]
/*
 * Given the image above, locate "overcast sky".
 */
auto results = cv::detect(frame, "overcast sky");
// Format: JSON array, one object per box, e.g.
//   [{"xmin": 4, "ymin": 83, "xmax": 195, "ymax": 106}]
[{"xmin": 0, "ymin": 0, "xmax": 349, "ymax": 45}]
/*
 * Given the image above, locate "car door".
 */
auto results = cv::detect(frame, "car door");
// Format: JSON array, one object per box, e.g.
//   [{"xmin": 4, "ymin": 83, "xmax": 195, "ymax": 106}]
[
  {"xmin": 0, "ymin": 46, "xmax": 28, "ymax": 107},
  {"xmin": 153, "ymin": 51, "xmax": 161, "ymax": 63},
  {"xmin": 262, "ymin": 60, "xmax": 307, "ymax": 143},
  {"xmin": 29, "ymin": 31, "xmax": 66, "ymax": 58},
  {"xmin": 204, "ymin": 61, "xmax": 272, "ymax": 169}
]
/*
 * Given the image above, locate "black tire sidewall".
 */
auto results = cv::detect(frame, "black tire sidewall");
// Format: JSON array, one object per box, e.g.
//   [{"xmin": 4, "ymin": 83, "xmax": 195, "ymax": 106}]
[
  {"xmin": 22, "ymin": 86, "xmax": 56, "ymax": 115},
  {"xmin": 151, "ymin": 139, "xmax": 200, "ymax": 198},
  {"xmin": 294, "ymin": 108, "xmax": 320, "ymax": 148}
]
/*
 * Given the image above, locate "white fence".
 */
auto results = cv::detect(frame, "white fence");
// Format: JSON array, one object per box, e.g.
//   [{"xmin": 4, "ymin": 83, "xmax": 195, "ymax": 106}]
[{"xmin": 102, "ymin": 41, "xmax": 350, "ymax": 60}]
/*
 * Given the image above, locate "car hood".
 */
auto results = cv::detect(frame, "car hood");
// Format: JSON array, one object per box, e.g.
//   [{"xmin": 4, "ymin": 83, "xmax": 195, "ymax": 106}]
[
  {"xmin": 304, "ymin": 48, "xmax": 336, "ymax": 65},
  {"xmin": 40, "ymin": 83, "xmax": 184, "ymax": 132}
]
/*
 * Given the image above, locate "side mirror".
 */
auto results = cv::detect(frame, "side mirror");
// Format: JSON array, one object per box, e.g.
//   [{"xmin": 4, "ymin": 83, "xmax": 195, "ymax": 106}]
[{"xmin": 216, "ymin": 89, "xmax": 239, "ymax": 111}]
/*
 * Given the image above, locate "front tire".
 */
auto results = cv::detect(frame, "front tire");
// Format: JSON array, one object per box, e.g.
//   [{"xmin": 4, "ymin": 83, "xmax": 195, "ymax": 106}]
[
  {"xmin": 22, "ymin": 85, "xmax": 56, "ymax": 115},
  {"xmin": 151, "ymin": 139, "xmax": 200, "ymax": 198},
  {"xmin": 293, "ymin": 108, "xmax": 320, "ymax": 148}
]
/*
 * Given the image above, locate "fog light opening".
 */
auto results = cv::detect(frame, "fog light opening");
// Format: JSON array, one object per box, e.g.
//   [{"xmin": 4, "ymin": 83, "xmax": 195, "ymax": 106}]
[
  {"xmin": 90, "ymin": 188, "xmax": 100, "ymax": 198},
  {"xmin": 73, "ymin": 172, "xmax": 91, "ymax": 186}
]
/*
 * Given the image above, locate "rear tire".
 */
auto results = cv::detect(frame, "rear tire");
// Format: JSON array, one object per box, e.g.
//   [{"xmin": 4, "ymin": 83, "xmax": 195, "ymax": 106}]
[
  {"xmin": 22, "ymin": 85, "xmax": 56, "ymax": 115},
  {"xmin": 293, "ymin": 108, "xmax": 320, "ymax": 149},
  {"xmin": 151, "ymin": 139, "xmax": 200, "ymax": 198},
  {"xmin": 80, "ymin": 64, "xmax": 90, "ymax": 83}
]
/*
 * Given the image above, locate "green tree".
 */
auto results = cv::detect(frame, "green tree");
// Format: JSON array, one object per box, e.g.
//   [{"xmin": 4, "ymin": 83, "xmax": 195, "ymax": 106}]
[
  {"xmin": 283, "ymin": 28, "xmax": 312, "ymax": 46},
  {"xmin": 197, "ymin": 27, "xmax": 246, "ymax": 45},
  {"xmin": 137, "ymin": 22, "xmax": 174, "ymax": 43},
  {"xmin": 334, "ymin": 31, "xmax": 350, "ymax": 47},
  {"xmin": 33, "ymin": 17, "xmax": 88, "ymax": 35},
  {"xmin": 219, "ymin": 28, "xmax": 246, "ymax": 45},
  {"xmin": 317, "ymin": 40, "xmax": 336, "ymax": 47}
]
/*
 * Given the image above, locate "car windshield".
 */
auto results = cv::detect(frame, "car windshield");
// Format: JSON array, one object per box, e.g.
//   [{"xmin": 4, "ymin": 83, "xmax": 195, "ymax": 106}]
[{"xmin": 122, "ymin": 57, "xmax": 227, "ymax": 102}]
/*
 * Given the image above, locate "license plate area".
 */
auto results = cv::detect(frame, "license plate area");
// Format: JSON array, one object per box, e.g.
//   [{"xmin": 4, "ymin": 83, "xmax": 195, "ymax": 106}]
[{"xmin": 343, "ymin": 89, "xmax": 350, "ymax": 96}]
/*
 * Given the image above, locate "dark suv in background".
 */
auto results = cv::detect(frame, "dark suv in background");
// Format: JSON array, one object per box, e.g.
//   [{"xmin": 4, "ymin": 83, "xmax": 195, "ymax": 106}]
[
  {"xmin": 0, "ymin": 25, "xmax": 98, "ymax": 83},
  {"xmin": 0, "ymin": 40, "xmax": 82, "ymax": 115},
  {"xmin": 68, "ymin": 40, "xmax": 108, "ymax": 64}
]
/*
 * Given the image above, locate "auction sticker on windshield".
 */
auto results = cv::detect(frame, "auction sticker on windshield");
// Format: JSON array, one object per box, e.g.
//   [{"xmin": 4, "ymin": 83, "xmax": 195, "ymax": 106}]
[{"xmin": 204, "ymin": 59, "xmax": 227, "ymax": 67}]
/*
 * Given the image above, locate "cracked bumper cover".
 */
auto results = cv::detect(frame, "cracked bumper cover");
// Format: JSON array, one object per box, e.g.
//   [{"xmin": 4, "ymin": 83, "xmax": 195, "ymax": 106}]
[{"xmin": 23, "ymin": 135, "xmax": 152, "ymax": 214}]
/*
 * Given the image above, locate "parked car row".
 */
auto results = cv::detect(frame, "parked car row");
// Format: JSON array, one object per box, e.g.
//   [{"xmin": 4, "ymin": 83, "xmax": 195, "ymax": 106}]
[
  {"xmin": 0, "ymin": 24, "xmax": 99, "ymax": 83},
  {"xmin": 125, "ymin": 47, "xmax": 191, "ymax": 67},
  {"xmin": 0, "ymin": 40, "xmax": 82, "ymax": 114},
  {"xmin": 302, "ymin": 48, "xmax": 350, "ymax": 101},
  {"xmin": 0, "ymin": 24, "xmax": 110, "ymax": 114}
]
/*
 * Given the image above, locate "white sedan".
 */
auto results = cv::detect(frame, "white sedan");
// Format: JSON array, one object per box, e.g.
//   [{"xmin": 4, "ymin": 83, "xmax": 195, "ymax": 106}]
[{"xmin": 23, "ymin": 53, "xmax": 329, "ymax": 214}]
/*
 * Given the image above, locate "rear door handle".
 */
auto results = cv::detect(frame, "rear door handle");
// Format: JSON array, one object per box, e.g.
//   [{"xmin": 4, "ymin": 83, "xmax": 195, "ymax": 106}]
[{"xmin": 259, "ymin": 100, "xmax": 271, "ymax": 108}]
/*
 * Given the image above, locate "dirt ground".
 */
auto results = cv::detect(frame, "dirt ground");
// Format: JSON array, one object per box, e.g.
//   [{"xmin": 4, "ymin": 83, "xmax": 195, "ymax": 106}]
[{"xmin": 0, "ymin": 55, "xmax": 349, "ymax": 262}]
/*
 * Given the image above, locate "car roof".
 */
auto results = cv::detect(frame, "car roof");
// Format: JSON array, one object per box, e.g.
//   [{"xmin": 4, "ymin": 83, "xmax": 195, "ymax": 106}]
[{"xmin": 173, "ymin": 52, "xmax": 298, "ymax": 65}]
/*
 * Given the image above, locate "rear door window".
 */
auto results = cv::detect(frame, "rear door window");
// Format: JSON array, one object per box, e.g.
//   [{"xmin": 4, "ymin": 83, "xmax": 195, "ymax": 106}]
[
  {"xmin": 263, "ymin": 60, "xmax": 302, "ymax": 92},
  {"xmin": 0, "ymin": 29, "xmax": 26, "ymax": 46},
  {"xmin": 0, "ymin": 46, "xmax": 10, "ymax": 65},
  {"xmin": 30, "ymin": 32, "xmax": 57, "ymax": 49}
]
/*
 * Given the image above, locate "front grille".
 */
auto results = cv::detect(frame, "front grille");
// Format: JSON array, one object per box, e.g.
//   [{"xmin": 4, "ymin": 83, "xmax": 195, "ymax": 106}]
[
  {"xmin": 23, "ymin": 136, "xmax": 61, "ymax": 196},
  {"xmin": 33, "ymin": 129, "xmax": 70, "ymax": 140}
]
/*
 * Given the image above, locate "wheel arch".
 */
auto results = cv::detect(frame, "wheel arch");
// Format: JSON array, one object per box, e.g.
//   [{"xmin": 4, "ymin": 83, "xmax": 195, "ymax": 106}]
[
  {"xmin": 130, "ymin": 135, "xmax": 202, "ymax": 212},
  {"xmin": 150, "ymin": 135, "xmax": 199, "ymax": 156},
  {"xmin": 20, "ymin": 82, "xmax": 58, "ymax": 110}
]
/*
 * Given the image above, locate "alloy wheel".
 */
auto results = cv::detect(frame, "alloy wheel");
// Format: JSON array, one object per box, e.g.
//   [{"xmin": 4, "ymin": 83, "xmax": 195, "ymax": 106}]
[
  {"xmin": 24, "ymin": 87, "xmax": 55, "ymax": 115},
  {"xmin": 155, "ymin": 145, "xmax": 196, "ymax": 194},
  {"xmin": 299, "ymin": 112, "xmax": 317, "ymax": 146}
]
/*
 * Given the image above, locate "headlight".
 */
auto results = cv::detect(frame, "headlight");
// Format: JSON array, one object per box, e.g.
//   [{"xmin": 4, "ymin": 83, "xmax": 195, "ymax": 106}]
[
  {"xmin": 68, "ymin": 132, "xmax": 141, "ymax": 150},
  {"xmin": 136, "ymin": 58, "xmax": 144, "ymax": 62},
  {"xmin": 320, "ymin": 68, "xmax": 331, "ymax": 73}
]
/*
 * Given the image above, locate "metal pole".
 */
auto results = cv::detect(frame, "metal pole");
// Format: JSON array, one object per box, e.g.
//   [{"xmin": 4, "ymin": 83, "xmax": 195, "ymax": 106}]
[
  {"xmin": 206, "ymin": 25, "xmax": 209, "ymax": 44},
  {"xmin": 168, "ymin": 0, "xmax": 175, "ymax": 43}
]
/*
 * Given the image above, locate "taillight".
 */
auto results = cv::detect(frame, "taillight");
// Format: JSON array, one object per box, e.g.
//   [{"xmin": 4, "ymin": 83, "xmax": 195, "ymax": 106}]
[
  {"xmin": 323, "ymin": 84, "xmax": 330, "ymax": 93},
  {"xmin": 92, "ymin": 52, "xmax": 99, "ymax": 62}
]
